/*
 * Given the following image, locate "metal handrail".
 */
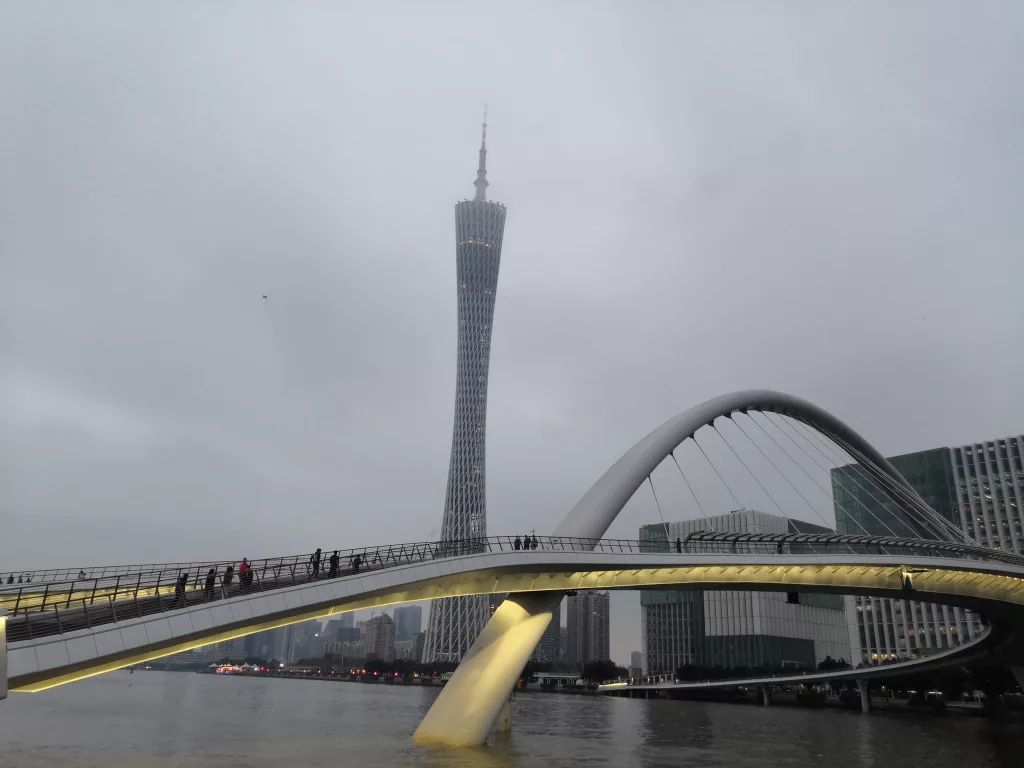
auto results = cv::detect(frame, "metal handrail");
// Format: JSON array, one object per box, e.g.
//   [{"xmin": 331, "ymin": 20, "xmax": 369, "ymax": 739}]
[{"xmin": 4, "ymin": 532, "xmax": 1022, "ymax": 644}]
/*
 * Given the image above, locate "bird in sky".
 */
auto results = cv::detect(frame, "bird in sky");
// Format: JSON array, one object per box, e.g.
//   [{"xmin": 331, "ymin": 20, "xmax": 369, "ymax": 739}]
[{"xmin": 262, "ymin": 295, "xmax": 268, "ymax": 299}]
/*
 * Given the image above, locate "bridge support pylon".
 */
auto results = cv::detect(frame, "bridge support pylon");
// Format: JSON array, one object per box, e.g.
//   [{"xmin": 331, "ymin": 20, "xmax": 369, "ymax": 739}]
[
  {"xmin": 496, "ymin": 697, "xmax": 512, "ymax": 734},
  {"xmin": 413, "ymin": 591, "xmax": 560, "ymax": 747},
  {"xmin": 857, "ymin": 679, "xmax": 869, "ymax": 713},
  {"xmin": 760, "ymin": 685, "xmax": 770, "ymax": 707}
]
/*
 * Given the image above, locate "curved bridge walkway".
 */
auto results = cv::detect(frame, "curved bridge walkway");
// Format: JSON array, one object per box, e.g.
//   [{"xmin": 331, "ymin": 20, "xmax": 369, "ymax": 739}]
[
  {"xmin": 598, "ymin": 623, "xmax": 998, "ymax": 711},
  {"xmin": 3, "ymin": 532, "xmax": 1024, "ymax": 697}
]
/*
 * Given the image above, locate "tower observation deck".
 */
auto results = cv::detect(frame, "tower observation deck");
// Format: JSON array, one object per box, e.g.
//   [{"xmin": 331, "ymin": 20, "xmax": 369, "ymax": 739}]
[{"xmin": 422, "ymin": 115, "xmax": 508, "ymax": 663}]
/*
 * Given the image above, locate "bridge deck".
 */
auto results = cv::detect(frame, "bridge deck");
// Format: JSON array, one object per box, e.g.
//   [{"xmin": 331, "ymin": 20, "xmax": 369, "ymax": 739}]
[
  {"xmin": 6, "ymin": 533, "xmax": 1024, "ymax": 695},
  {"xmin": 4, "ymin": 533, "xmax": 1022, "ymax": 645}
]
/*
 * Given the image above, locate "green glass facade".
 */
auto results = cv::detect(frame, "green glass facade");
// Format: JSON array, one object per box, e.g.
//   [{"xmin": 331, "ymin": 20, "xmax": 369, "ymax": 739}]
[{"xmin": 831, "ymin": 448, "xmax": 960, "ymax": 537}]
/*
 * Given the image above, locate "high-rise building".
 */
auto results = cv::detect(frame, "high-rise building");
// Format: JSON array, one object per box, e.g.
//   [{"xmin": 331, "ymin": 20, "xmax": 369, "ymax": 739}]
[
  {"xmin": 394, "ymin": 640, "xmax": 416, "ymax": 660},
  {"xmin": 532, "ymin": 601, "xmax": 564, "ymax": 662},
  {"xmin": 629, "ymin": 651, "xmax": 642, "ymax": 678},
  {"xmin": 336, "ymin": 626, "xmax": 361, "ymax": 643},
  {"xmin": 394, "ymin": 606, "xmax": 423, "ymax": 642},
  {"xmin": 323, "ymin": 639, "xmax": 363, "ymax": 661},
  {"xmin": 364, "ymin": 613, "xmax": 396, "ymax": 663},
  {"xmin": 414, "ymin": 631, "xmax": 427, "ymax": 665},
  {"xmin": 423, "ymin": 115, "xmax": 508, "ymax": 663},
  {"xmin": 640, "ymin": 512, "xmax": 850, "ymax": 674},
  {"xmin": 830, "ymin": 437, "xmax": 1023, "ymax": 666},
  {"xmin": 285, "ymin": 619, "xmax": 324, "ymax": 661},
  {"xmin": 323, "ymin": 618, "xmax": 349, "ymax": 643},
  {"xmin": 265, "ymin": 625, "xmax": 293, "ymax": 661},
  {"xmin": 243, "ymin": 630, "xmax": 279, "ymax": 659},
  {"xmin": 951, "ymin": 437, "xmax": 1024, "ymax": 550},
  {"xmin": 833, "ymin": 436, "xmax": 1024, "ymax": 550},
  {"xmin": 566, "ymin": 591, "xmax": 610, "ymax": 666}
]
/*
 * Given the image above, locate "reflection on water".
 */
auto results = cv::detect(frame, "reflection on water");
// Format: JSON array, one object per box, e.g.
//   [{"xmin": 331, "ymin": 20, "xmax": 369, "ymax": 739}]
[{"xmin": 0, "ymin": 671, "xmax": 1021, "ymax": 767}]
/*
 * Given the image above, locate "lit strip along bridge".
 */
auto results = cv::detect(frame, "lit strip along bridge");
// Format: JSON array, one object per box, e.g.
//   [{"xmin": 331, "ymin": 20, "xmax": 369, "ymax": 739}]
[{"xmin": 3, "ymin": 533, "xmax": 1023, "ymax": 692}]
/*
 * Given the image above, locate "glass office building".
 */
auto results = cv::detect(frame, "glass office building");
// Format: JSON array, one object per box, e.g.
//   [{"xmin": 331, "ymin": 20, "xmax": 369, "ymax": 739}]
[
  {"xmin": 830, "ymin": 436, "xmax": 1024, "ymax": 666},
  {"xmin": 639, "ymin": 511, "xmax": 850, "ymax": 674}
]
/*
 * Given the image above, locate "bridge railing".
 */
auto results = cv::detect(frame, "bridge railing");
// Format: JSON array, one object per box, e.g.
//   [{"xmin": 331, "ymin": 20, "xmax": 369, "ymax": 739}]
[{"xmin": 3, "ymin": 533, "xmax": 1022, "ymax": 644}]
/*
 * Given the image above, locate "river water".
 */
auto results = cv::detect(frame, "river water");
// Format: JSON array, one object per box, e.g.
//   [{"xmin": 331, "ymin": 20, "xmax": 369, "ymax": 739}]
[{"xmin": 1, "ymin": 672, "xmax": 1021, "ymax": 767}]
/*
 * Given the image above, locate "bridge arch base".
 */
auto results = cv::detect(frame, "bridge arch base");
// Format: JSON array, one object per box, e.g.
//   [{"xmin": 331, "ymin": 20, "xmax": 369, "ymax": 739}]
[{"xmin": 412, "ymin": 592, "xmax": 560, "ymax": 746}]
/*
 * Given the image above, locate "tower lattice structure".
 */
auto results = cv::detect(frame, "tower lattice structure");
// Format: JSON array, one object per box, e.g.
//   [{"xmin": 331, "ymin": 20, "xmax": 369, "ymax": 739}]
[{"xmin": 422, "ymin": 115, "xmax": 507, "ymax": 663}]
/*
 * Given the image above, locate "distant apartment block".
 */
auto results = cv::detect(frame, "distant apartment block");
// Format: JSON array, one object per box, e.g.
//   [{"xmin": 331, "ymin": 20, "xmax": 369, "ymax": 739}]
[{"xmin": 567, "ymin": 591, "xmax": 610, "ymax": 665}]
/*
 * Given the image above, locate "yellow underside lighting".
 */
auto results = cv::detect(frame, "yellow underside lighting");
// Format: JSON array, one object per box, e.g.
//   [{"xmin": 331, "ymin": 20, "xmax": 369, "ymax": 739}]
[
  {"xmin": 10, "ymin": 561, "xmax": 1024, "ymax": 694},
  {"xmin": 0, "ymin": 584, "xmax": 203, "ymax": 613}
]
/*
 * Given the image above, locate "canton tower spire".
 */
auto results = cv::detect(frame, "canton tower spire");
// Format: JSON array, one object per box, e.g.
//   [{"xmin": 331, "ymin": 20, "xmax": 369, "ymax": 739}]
[
  {"xmin": 422, "ymin": 114, "xmax": 508, "ymax": 664},
  {"xmin": 474, "ymin": 107, "xmax": 488, "ymax": 201}
]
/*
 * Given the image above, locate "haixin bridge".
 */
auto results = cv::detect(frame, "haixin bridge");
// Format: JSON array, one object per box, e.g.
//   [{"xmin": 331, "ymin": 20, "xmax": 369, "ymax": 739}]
[{"xmin": 2, "ymin": 390, "xmax": 1023, "ymax": 747}]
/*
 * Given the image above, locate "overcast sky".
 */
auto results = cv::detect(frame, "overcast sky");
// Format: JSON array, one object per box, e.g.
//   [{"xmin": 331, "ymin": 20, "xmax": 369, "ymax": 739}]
[{"xmin": 2, "ymin": 1, "xmax": 1022, "ymax": 664}]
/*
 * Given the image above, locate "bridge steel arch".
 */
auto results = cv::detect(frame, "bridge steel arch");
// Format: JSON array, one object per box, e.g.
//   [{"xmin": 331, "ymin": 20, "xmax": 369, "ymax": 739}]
[
  {"xmin": 554, "ymin": 389, "xmax": 958, "ymax": 543},
  {"xmin": 413, "ymin": 390, "xmax": 969, "ymax": 746}
]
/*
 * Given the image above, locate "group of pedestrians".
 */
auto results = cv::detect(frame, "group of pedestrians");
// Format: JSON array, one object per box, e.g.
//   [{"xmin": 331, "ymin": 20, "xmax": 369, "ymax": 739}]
[
  {"xmin": 171, "ymin": 557, "xmax": 257, "ymax": 607},
  {"xmin": 168, "ymin": 546, "xmax": 371, "ymax": 611},
  {"xmin": 2, "ymin": 570, "xmax": 89, "ymax": 586},
  {"xmin": 309, "ymin": 548, "xmax": 362, "ymax": 580},
  {"xmin": 513, "ymin": 535, "xmax": 540, "ymax": 551}
]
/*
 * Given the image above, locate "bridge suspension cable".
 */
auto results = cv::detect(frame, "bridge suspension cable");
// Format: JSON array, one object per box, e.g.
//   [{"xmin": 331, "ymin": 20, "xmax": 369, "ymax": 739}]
[
  {"xmin": 646, "ymin": 475, "xmax": 670, "ymax": 540},
  {"xmin": 785, "ymin": 416, "xmax": 967, "ymax": 543},
  {"xmin": 827, "ymin": 430, "xmax": 969, "ymax": 543},
  {"xmin": 742, "ymin": 410, "xmax": 931, "ymax": 543},
  {"xmin": 731, "ymin": 413, "xmax": 835, "ymax": 532},
  {"xmin": 771, "ymin": 411, "xmax": 931, "ymax": 541},
  {"xmin": 690, "ymin": 431, "xmax": 755, "ymax": 532},
  {"xmin": 669, "ymin": 450, "xmax": 713, "ymax": 533},
  {"xmin": 764, "ymin": 412, "xmax": 913, "ymax": 540},
  {"xmin": 791, "ymin": 416, "xmax": 967, "ymax": 542},
  {"xmin": 749, "ymin": 411, "xmax": 904, "ymax": 540},
  {"xmin": 709, "ymin": 418, "xmax": 794, "ymax": 531}
]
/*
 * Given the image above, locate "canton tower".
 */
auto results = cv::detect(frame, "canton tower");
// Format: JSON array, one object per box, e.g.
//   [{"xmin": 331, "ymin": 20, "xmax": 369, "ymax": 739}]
[{"xmin": 422, "ymin": 114, "xmax": 508, "ymax": 663}]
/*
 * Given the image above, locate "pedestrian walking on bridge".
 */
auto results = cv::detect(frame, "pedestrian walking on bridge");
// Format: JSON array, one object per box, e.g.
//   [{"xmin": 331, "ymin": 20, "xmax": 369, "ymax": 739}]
[
  {"xmin": 239, "ymin": 558, "xmax": 251, "ymax": 592},
  {"xmin": 329, "ymin": 550, "xmax": 340, "ymax": 578},
  {"xmin": 174, "ymin": 572, "xmax": 189, "ymax": 608},
  {"xmin": 222, "ymin": 565, "xmax": 234, "ymax": 598},
  {"xmin": 311, "ymin": 548, "xmax": 322, "ymax": 579},
  {"xmin": 204, "ymin": 569, "xmax": 217, "ymax": 600}
]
